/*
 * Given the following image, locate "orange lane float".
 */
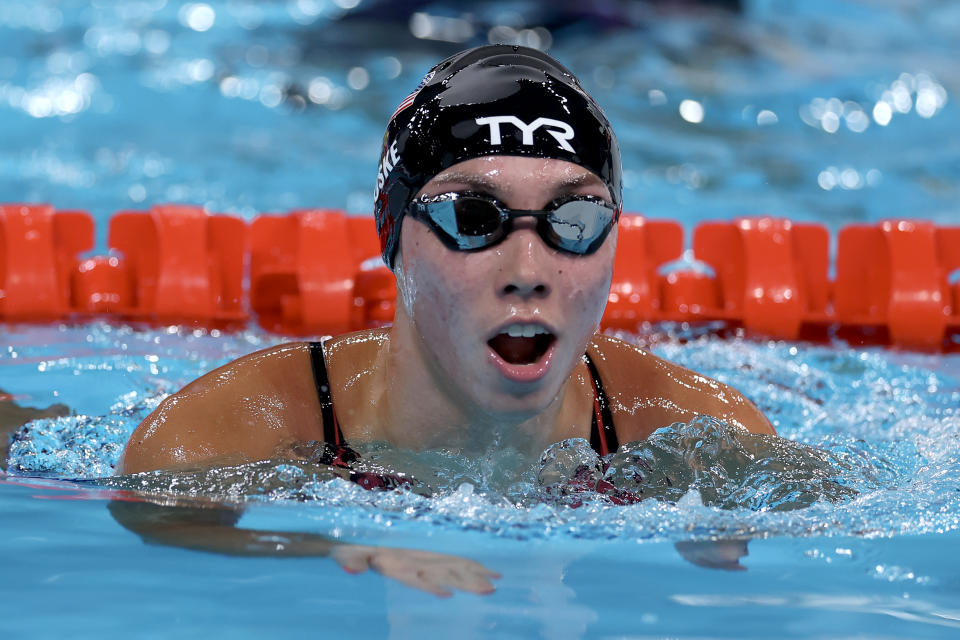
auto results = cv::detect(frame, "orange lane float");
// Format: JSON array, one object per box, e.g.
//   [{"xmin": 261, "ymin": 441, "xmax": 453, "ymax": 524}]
[
  {"xmin": 250, "ymin": 209, "xmax": 384, "ymax": 334},
  {"xmin": 691, "ymin": 217, "xmax": 832, "ymax": 340},
  {"xmin": 1, "ymin": 203, "xmax": 246, "ymax": 325},
  {"xmin": 1, "ymin": 203, "xmax": 958, "ymax": 349},
  {"xmin": 603, "ymin": 215, "xmax": 684, "ymax": 330},
  {"xmin": 836, "ymin": 220, "xmax": 960, "ymax": 349},
  {"xmin": 0, "ymin": 204, "xmax": 93, "ymax": 319},
  {"xmin": 103, "ymin": 204, "xmax": 247, "ymax": 324}
]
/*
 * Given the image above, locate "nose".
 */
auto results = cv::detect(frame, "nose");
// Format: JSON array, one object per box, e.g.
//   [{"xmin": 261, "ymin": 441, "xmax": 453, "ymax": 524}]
[{"xmin": 496, "ymin": 224, "xmax": 552, "ymax": 300}]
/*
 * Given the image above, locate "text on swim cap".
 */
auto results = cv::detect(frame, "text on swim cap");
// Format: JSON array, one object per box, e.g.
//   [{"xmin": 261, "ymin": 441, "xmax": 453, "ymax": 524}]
[
  {"xmin": 374, "ymin": 140, "xmax": 400, "ymax": 200},
  {"xmin": 475, "ymin": 116, "xmax": 575, "ymax": 153}
]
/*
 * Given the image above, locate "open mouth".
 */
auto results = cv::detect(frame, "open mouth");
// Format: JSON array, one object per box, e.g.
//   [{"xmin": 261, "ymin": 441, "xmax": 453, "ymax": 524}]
[{"xmin": 487, "ymin": 324, "xmax": 556, "ymax": 365}]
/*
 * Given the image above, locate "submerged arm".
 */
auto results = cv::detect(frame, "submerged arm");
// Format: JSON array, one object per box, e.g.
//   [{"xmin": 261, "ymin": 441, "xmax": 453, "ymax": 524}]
[
  {"xmin": 108, "ymin": 498, "xmax": 499, "ymax": 597},
  {"xmin": 108, "ymin": 499, "xmax": 334, "ymax": 556}
]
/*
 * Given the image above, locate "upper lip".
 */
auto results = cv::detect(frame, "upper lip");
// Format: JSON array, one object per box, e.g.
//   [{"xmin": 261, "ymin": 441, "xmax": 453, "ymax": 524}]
[{"xmin": 487, "ymin": 318, "xmax": 558, "ymax": 341}]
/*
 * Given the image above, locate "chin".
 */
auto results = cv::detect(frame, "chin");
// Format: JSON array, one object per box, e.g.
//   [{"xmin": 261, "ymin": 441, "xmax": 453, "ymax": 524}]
[
  {"xmin": 475, "ymin": 340, "xmax": 585, "ymax": 419},
  {"xmin": 475, "ymin": 375, "xmax": 564, "ymax": 420}
]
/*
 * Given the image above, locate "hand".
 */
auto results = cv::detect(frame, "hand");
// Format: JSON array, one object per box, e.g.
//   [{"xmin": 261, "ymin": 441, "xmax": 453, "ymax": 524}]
[{"xmin": 331, "ymin": 544, "xmax": 501, "ymax": 597}]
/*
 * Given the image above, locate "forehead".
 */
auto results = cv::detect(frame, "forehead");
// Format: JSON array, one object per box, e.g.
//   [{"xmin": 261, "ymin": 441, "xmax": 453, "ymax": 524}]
[{"xmin": 420, "ymin": 156, "xmax": 611, "ymax": 200}]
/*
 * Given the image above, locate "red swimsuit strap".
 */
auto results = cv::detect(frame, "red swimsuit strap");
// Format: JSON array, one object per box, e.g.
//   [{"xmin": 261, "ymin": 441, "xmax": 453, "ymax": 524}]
[{"xmin": 584, "ymin": 352, "xmax": 619, "ymax": 456}]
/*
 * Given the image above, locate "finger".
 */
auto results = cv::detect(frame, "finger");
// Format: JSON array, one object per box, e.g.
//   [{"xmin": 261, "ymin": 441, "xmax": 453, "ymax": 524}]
[
  {"xmin": 449, "ymin": 568, "xmax": 497, "ymax": 595},
  {"xmin": 412, "ymin": 558, "xmax": 499, "ymax": 595},
  {"xmin": 476, "ymin": 566, "xmax": 502, "ymax": 579},
  {"xmin": 421, "ymin": 566, "xmax": 494, "ymax": 597},
  {"xmin": 459, "ymin": 559, "xmax": 502, "ymax": 580},
  {"xmin": 396, "ymin": 571, "xmax": 454, "ymax": 598},
  {"xmin": 368, "ymin": 556, "xmax": 454, "ymax": 598}
]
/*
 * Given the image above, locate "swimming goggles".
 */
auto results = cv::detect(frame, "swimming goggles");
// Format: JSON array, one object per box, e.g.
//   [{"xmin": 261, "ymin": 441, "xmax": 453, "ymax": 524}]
[{"xmin": 407, "ymin": 192, "xmax": 620, "ymax": 255}]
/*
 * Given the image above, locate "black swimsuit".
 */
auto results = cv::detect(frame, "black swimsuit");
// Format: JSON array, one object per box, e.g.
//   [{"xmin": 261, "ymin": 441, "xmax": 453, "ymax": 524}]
[{"xmin": 308, "ymin": 341, "xmax": 619, "ymax": 456}]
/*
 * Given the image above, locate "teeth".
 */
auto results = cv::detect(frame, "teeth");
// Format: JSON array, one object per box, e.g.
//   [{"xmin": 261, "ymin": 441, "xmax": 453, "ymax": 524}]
[{"xmin": 503, "ymin": 323, "xmax": 548, "ymax": 338}]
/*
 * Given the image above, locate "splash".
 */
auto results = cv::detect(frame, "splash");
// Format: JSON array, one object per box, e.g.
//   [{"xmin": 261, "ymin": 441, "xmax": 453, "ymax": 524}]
[
  {"xmin": 537, "ymin": 416, "xmax": 885, "ymax": 511},
  {"xmin": 5, "ymin": 326, "xmax": 960, "ymax": 543}
]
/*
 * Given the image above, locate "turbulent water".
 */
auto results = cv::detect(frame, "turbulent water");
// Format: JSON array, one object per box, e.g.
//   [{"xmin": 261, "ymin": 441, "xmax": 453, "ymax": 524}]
[
  {"xmin": 6, "ymin": 324, "xmax": 959, "ymax": 545},
  {"xmin": 2, "ymin": 0, "xmax": 960, "ymax": 559}
]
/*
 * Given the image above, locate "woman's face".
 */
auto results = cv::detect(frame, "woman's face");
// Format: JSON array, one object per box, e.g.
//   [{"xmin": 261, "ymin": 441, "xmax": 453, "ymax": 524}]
[{"xmin": 396, "ymin": 155, "xmax": 617, "ymax": 417}]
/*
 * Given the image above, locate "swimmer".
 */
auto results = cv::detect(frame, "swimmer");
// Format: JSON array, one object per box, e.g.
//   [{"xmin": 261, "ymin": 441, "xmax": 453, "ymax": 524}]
[{"xmin": 114, "ymin": 45, "xmax": 775, "ymax": 596}]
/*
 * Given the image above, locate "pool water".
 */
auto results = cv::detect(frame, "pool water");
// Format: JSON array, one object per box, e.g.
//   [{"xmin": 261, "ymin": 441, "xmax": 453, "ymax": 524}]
[
  {"xmin": 4, "ymin": 324, "xmax": 960, "ymax": 637},
  {"xmin": 3, "ymin": 0, "xmax": 960, "ymax": 637}
]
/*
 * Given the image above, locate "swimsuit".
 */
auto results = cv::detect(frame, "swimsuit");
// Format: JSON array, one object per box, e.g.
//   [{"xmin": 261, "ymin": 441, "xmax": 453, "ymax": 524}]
[{"xmin": 307, "ymin": 341, "xmax": 619, "ymax": 457}]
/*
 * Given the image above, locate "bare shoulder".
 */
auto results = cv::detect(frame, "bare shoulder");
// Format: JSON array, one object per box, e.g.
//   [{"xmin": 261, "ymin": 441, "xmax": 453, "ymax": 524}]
[
  {"xmin": 119, "ymin": 342, "xmax": 322, "ymax": 474},
  {"xmin": 588, "ymin": 333, "xmax": 775, "ymax": 439}
]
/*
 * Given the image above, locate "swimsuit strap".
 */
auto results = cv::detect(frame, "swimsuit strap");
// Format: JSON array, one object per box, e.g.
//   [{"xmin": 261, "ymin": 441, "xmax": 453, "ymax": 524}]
[
  {"xmin": 584, "ymin": 352, "xmax": 619, "ymax": 456},
  {"xmin": 308, "ymin": 341, "xmax": 345, "ymax": 446},
  {"xmin": 308, "ymin": 342, "xmax": 618, "ymax": 455}
]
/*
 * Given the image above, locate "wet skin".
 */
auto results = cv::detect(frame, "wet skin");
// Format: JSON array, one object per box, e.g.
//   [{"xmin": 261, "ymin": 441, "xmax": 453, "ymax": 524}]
[{"xmin": 117, "ymin": 156, "xmax": 775, "ymax": 596}]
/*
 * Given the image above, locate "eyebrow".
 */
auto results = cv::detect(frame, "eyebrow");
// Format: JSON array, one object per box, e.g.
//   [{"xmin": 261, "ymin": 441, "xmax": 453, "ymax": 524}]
[
  {"xmin": 554, "ymin": 172, "xmax": 605, "ymax": 189},
  {"xmin": 428, "ymin": 172, "xmax": 502, "ymax": 193}
]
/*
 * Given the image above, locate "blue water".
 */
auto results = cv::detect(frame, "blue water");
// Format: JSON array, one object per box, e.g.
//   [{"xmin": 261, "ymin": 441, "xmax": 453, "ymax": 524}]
[
  {"xmin": 4, "ymin": 323, "xmax": 960, "ymax": 637},
  {"xmin": 3, "ymin": 0, "xmax": 960, "ymax": 637},
  {"xmin": 2, "ymin": 0, "xmax": 957, "ymax": 235}
]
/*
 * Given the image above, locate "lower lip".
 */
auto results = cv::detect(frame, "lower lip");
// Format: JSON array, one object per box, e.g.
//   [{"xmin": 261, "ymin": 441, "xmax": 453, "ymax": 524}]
[{"xmin": 487, "ymin": 340, "xmax": 557, "ymax": 384}]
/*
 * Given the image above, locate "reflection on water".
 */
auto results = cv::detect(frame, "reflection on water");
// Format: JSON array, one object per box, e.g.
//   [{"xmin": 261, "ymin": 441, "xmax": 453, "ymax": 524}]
[{"xmin": 0, "ymin": 1, "xmax": 957, "ymax": 229}]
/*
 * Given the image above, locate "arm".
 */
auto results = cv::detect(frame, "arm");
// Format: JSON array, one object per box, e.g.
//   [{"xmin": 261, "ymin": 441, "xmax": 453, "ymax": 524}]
[
  {"xmin": 109, "ymin": 498, "xmax": 499, "ymax": 597},
  {"xmin": 590, "ymin": 334, "xmax": 775, "ymax": 440}
]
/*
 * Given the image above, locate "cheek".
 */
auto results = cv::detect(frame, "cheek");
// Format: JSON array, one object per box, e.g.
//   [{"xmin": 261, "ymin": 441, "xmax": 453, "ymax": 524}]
[
  {"xmin": 401, "ymin": 226, "xmax": 483, "ymax": 340},
  {"xmin": 558, "ymin": 253, "xmax": 615, "ymax": 326},
  {"xmin": 414, "ymin": 269, "xmax": 469, "ymax": 332}
]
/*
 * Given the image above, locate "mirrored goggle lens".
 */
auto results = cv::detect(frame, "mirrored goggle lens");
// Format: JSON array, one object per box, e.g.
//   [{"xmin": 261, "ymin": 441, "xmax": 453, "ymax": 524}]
[
  {"xmin": 452, "ymin": 197, "xmax": 503, "ymax": 236},
  {"xmin": 416, "ymin": 196, "xmax": 616, "ymax": 254},
  {"xmin": 545, "ymin": 200, "xmax": 616, "ymax": 253},
  {"xmin": 420, "ymin": 197, "xmax": 504, "ymax": 250}
]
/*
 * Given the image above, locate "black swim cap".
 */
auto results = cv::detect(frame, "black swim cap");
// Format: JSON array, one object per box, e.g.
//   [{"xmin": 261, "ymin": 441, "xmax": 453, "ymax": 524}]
[{"xmin": 373, "ymin": 44, "xmax": 622, "ymax": 267}]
